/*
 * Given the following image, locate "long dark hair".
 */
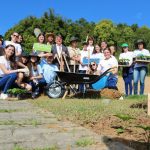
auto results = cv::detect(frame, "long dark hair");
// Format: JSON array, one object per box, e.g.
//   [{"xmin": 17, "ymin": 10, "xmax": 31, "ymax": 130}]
[
  {"xmin": 92, "ymin": 44, "xmax": 101, "ymax": 54},
  {"xmin": 37, "ymin": 33, "xmax": 45, "ymax": 43},
  {"xmin": 27, "ymin": 56, "xmax": 40, "ymax": 76},
  {"xmin": 4, "ymin": 44, "xmax": 16, "ymax": 69}
]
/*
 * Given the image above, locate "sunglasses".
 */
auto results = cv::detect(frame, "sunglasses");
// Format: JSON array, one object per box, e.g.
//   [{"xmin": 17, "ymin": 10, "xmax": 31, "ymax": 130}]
[
  {"xmin": 91, "ymin": 63, "xmax": 96, "ymax": 66},
  {"xmin": 123, "ymin": 46, "xmax": 128, "ymax": 48}
]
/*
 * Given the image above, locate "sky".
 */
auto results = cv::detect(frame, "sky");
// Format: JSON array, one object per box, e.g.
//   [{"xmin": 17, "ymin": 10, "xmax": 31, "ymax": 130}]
[{"xmin": 0, "ymin": 0, "xmax": 150, "ymax": 35}]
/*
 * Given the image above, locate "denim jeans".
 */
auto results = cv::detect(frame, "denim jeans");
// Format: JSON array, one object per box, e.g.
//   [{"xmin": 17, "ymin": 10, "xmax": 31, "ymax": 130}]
[
  {"xmin": 133, "ymin": 67, "xmax": 147, "ymax": 95},
  {"xmin": 123, "ymin": 73, "xmax": 133, "ymax": 96},
  {"xmin": 78, "ymin": 70, "xmax": 86, "ymax": 92},
  {"xmin": 30, "ymin": 78, "xmax": 47, "ymax": 92},
  {"xmin": 105, "ymin": 74, "xmax": 118, "ymax": 90},
  {"xmin": 0, "ymin": 73, "xmax": 17, "ymax": 93}
]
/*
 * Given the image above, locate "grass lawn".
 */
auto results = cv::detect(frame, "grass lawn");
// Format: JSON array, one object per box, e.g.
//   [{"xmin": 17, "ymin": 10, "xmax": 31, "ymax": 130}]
[
  {"xmin": 31, "ymin": 95, "xmax": 150, "ymax": 150},
  {"xmin": 31, "ymin": 95, "xmax": 148, "ymax": 124}
]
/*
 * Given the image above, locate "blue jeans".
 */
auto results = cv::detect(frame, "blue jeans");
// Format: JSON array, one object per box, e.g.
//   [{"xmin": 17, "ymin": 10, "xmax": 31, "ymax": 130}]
[
  {"xmin": 105, "ymin": 74, "xmax": 118, "ymax": 90},
  {"xmin": 78, "ymin": 70, "xmax": 86, "ymax": 92},
  {"xmin": 30, "ymin": 78, "xmax": 47, "ymax": 92},
  {"xmin": 133, "ymin": 67, "xmax": 147, "ymax": 95},
  {"xmin": 123, "ymin": 73, "xmax": 133, "ymax": 96},
  {"xmin": 0, "ymin": 73, "xmax": 17, "ymax": 93}
]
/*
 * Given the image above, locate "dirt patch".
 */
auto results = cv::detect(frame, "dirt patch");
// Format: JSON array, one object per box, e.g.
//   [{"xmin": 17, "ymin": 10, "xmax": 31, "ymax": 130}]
[{"xmin": 89, "ymin": 115, "xmax": 150, "ymax": 150}]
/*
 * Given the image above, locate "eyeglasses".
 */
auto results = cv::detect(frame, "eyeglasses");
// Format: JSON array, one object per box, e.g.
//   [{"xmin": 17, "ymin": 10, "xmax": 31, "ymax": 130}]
[{"xmin": 13, "ymin": 34, "xmax": 19, "ymax": 37}]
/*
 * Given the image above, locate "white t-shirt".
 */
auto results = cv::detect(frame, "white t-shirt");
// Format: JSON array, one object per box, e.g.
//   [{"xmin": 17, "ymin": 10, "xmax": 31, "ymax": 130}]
[
  {"xmin": 87, "ymin": 45, "xmax": 94, "ymax": 55},
  {"xmin": 4, "ymin": 41, "xmax": 22, "ymax": 55},
  {"xmin": 0, "ymin": 56, "xmax": 11, "ymax": 77},
  {"xmin": 98, "ymin": 56, "xmax": 118, "ymax": 74},
  {"xmin": 79, "ymin": 50, "xmax": 89, "ymax": 71},
  {"xmin": 133, "ymin": 49, "xmax": 150, "ymax": 68},
  {"xmin": 119, "ymin": 51, "xmax": 134, "ymax": 65}
]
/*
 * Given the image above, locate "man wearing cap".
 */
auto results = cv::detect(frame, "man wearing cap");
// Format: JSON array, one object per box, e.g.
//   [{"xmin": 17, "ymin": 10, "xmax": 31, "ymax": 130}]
[
  {"xmin": 119, "ymin": 43, "xmax": 134, "ymax": 96},
  {"xmin": 67, "ymin": 36, "xmax": 81, "ymax": 72},
  {"xmin": 133, "ymin": 39, "xmax": 150, "ymax": 95}
]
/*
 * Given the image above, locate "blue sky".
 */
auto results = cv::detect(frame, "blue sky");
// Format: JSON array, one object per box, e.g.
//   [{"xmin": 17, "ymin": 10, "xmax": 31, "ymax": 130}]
[{"xmin": 0, "ymin": 0, "xmax": 150, "ymax": 35}]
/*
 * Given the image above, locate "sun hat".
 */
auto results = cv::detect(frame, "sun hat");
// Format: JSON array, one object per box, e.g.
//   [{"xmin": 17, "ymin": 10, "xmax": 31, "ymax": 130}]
[
  {"xmin": 45, "ymin": 32, "xmax": 55, "ymax": 39},
  {"xmin": 70, "ymin": 36, "xmax": 78, "ymax": 43}
]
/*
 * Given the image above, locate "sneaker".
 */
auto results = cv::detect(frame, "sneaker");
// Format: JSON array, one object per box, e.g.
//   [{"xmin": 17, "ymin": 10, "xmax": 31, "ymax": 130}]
[
  {"xmin": 0, "ymin": 93, "xmax": 8, "ymax": 100},
  {"xmin": 119, "ymin": 96, "xmax": 124, "ymax": 100}
]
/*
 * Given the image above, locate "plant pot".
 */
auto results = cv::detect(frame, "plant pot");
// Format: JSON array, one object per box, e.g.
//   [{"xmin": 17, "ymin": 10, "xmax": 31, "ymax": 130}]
[{"xmin": 17, "ymin": 93, "xmax": 32, "ymax": 100}]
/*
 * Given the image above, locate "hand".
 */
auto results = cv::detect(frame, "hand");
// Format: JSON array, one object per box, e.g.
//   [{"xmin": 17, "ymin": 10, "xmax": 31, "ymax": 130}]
[
  {"xmin": 17, "ymin": 68, "xmax": 27, "ymax": 73},
  {"xmin": 30, "ymin": 76, "xmax": 35, "ymax": 80}
]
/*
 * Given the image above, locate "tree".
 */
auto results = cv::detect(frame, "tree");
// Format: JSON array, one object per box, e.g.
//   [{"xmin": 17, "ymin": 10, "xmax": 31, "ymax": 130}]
[{"xmin": 94, "ymin": 20, "xmax": 116, "ymax": 45}]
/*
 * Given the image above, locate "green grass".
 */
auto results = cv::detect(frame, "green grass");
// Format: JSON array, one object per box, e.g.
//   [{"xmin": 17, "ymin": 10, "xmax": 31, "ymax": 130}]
[
  {"xmin": 13, "ymin": 145, "xmax": 59, "ymax": 150},
  {"xmin": 0, "ymin": 109, "xmax": 19, "ymax": 113},
  {"xmin": 75, "ymin": 137, "xmax": 95, "ymax": 147},
  {"xmin": 31, "ymin": 95, "xmax": 148, "ymax": 125}
]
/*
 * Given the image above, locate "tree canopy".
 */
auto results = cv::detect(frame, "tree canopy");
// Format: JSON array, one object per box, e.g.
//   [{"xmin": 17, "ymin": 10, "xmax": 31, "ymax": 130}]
[{"xmin": 4, "ymin": 8, "xmax": 150, "ymax": 52}]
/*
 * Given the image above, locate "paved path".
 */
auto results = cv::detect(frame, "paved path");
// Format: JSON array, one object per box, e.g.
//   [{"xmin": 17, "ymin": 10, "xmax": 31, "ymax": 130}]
[{"xmin": 0, "ymin": 100, "xmax": 133, "ymax": 150}]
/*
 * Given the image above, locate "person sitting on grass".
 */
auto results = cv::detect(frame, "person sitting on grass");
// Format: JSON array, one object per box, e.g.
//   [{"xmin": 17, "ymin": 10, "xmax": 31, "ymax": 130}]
[
  {"xmin": 15, "ymin": 51, "xmax": 31, "ymax": 91},
  {"xmin": 86, "ymin": 61, "xmax": 100, "ymax": 75},
  {"xmin": 0, "ymin": 45, "xmax": 27, "ymax": 99},
  {"xmin": 28, "ymin": 53, "xmax": 46, "ymax": 99}
]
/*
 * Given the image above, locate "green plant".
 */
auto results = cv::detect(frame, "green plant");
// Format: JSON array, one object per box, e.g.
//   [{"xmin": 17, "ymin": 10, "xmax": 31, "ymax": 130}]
[
  {"xmin": 113, "ymin": 114, "xmax": 135, "ymax": 135},
  {"xmin": 13, "ymin": 145, "xmax": 25, "ymax": 150},
  {"xmin": 75, "ymin": 137, "xmax": 95, "ymax": 147},
  {"xmin": 119, "ymin": 59, "xmax": 130, "ymax": 65},
  {"xmin": 7, "ymin": 88, "xmax": 27, "ymax": 95}
]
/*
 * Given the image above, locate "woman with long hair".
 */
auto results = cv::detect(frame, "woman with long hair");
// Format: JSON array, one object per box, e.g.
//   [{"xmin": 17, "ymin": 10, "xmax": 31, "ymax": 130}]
[
  {"xmin": 28, "ymin": 53, "xmax": 46, "ymax": 99},
  {"xmin": 0, "ymin": 45, "xmax": 26, "ymax": 99},
  {"xmin": 133, "ymin": 39, "xmax": 150, "ymax": 95}
]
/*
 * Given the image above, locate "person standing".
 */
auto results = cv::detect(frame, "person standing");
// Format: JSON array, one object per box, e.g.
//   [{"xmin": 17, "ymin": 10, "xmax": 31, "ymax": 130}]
[
  {"xmin": 68, "ymin": 37, "xmax": 81, "ymax": 72},
  {"xmin": 51, "ymin": 35, "xmax": 69, "ymax": 71},
  {"xmin": 4, "ymin": 32, "xmax": 22, "ymax": 57},
  {"xmin": 87, "ymin": 37, "xmax": 94, "ymax": 55},
  {"xmin": 133, "ymin": 39, "xmax": 150, "ymax": 95},
  {"xmin": 100, "ymin": 41, "xmax": 108, "ymax": 53},
  {"xmin": 119, "ymin": 43, "xmax": 134, "ymax": 96},
  {"xmin": 45, "ymin": 32, "xmax": 55, "ymax": 46}
]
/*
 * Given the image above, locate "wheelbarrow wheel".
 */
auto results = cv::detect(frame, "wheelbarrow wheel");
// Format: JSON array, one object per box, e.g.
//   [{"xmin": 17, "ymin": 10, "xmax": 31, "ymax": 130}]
[{"xmin": 46, "ymin": 81, "xmax": 65, "ymax": 98}]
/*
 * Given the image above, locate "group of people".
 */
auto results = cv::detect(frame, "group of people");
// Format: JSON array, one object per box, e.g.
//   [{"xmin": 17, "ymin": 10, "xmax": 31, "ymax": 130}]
[{"xmin": 0, "ymin": 31, "xmax": 150, "ymax": 99}]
